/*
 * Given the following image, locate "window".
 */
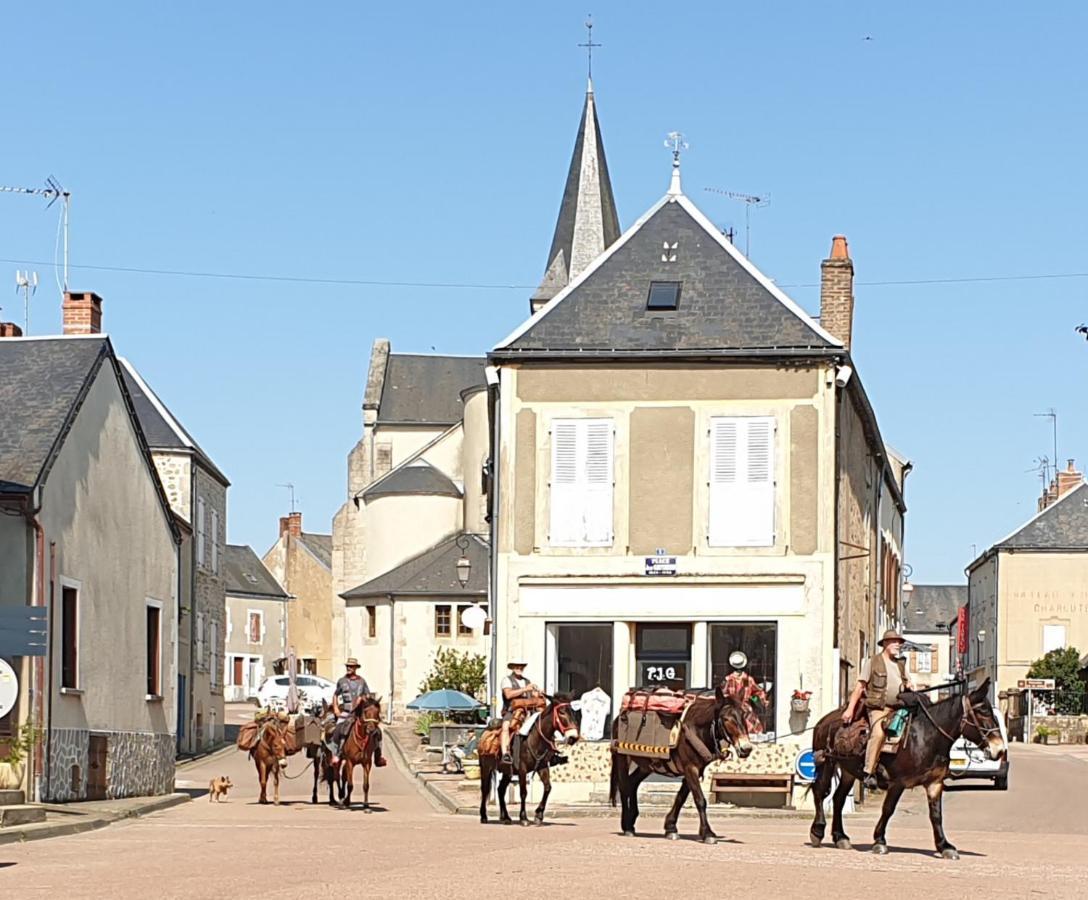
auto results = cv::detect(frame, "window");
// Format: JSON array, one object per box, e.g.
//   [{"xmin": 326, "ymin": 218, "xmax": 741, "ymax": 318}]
[
  {"xmin": 61, "ymin": 585, "xmax": 79, "ymax": 690},
  {"xmin": 196, "ymin": 496, "xmax": 206, "ymax": 567},
  {"xmin": 647, "ymin": 280, "xmax": 681, "ymax": 310},
  {"xmin": 210, "ymin": 508, "xmax": 219, "ymax": 575},
  {"xmin": 302, "ymin": 658, "xmax": 317, "ymax": 675},
  {"xmin": 367, "ymin": 605, "xmax": 377, "ymax": 639},
  {"xmin": 1042, "ymin": 624, "xmax": 1067, "ymax": 654},
  {"xmin": 550, "ymin": 623, "xmax": 613, "ymax": 723},
  {"xmin": 709, "ymin": 416, "xmax": 775, "ymax": 547},
  {"xmin": 435, "ymin": 604, "xmax": 452, "ymax": 637},
  {"xmin": 710, "ymin": 622, "xmax": 777, "ymax": 738},
  {"xmin": 231, "ymin": 656, "xmax": 244, "ymax": 686},
  {"xmin": 209, "ymin": 621, "xmax": 220, "ymax": 688},
  {"xmin": 457, "ymin": 605, "xmax": 473, "ymax": 636},
  {"xmin": 915, "ymin": 649, "xmax": 932, "ymax": 674},
  {"xmin": 549, "ymin": 418, "xmax": 614, "ymax": 547},
  {"xmin": 146, "ymin": 603, "xmax": 162, "ymax": 697},
  {"xmin": 247, "ymin": 611, "xmax": 263, "ymax": 644}
]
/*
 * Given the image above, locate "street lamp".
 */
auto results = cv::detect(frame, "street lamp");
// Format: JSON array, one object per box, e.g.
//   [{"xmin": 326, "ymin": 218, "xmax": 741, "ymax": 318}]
[{"xmin": 454, "ymin": 533, "xmax": 471, "ymax": 589}]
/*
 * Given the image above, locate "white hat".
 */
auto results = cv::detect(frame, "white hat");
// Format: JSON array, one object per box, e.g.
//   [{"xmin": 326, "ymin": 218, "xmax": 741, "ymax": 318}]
[{"xmin": 728, "ymin": 651, "xmax": 748, "ymax": 670}]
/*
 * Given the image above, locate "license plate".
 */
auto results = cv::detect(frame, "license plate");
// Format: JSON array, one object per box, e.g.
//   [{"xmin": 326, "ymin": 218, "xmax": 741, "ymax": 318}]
[{"xmin": 950, "ymin": 756, "xmax": 967, "ymax": 767}]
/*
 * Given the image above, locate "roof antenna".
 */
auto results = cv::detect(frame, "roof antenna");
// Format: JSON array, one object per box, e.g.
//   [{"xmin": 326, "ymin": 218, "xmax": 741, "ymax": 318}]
[
  {"xmin": 1033, "ymin": 409, "xmax": 1058, "ymax": 487},
  {"xmin": 0, "ymin": 177, "xmax": 71, "ymax": 295},
  {"xmin": 277, "ymin": 482, "xmax": 298, "ymax": 514},
  {"xmin": 703, "ymin": 187, "xmax": 769, "ymax": 257},
  {"xmin": 15, "ymin": 270, "xmax": 38, "ymax": 334},
  {"xmin": 578, "ymin": 15, "xmax": 600, "ymax": 80}
]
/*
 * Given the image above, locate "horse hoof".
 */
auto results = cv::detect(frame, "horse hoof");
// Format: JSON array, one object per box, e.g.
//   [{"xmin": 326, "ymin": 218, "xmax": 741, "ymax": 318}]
[
  {"xmin": 480, "ymin": 817, "xmax": 488, "ymax": 825},
  {"xmin": 871, "ymin": 843, "xmax": 888, "ymax": 856},
  {"xmin": 665, "ymin": 832, "xmax": 679, "ymax": 841},
  {"xmin": 622, "ymin": 830, "xmax": 636, "ymax": 838},
  {"xmin": 519, "ymin": 819, "xmax": 531, "ymax": 827},
  {"xmin": 501, "ymin": 819, "xmax": 514, "ymax": 826},
  {"xmin": 834, "ymin": 838, "xmax": 852, "ymax": 851},
  {"xmin": 939, "ymin": 848, "xmax": 960, "ymax": 861},
  {"xmin": 702, "ymin": 835, "xmax": 718, "ymax": 846},
  {"xmin": 809, "ymin": 835, "xmax": 822, "ymax": 848}
]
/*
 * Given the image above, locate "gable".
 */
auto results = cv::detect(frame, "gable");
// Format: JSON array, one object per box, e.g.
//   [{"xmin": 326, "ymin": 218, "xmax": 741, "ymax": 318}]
[
  {"xmin": 497, "ymin": 197, "xmax": 838, "ymax": 356},
  {"xmin": 996, "ymin": 483, "xmax": 1088, "ymax": 550}
]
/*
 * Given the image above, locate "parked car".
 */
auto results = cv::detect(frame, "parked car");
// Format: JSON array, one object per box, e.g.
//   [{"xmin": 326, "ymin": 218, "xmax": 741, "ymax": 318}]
[
  {"xmin": 948, "ymin": 708, "xmax": 1010, "ymax": 790},
  {"xmin": 255, "ymin": 674, "xmax": 335, "ymax": 711}
]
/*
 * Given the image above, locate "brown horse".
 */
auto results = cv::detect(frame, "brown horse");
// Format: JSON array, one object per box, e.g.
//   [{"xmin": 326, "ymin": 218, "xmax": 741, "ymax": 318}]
[
  {"xmin": 249, "ymin": 717, "xmax": 290, "ymax": 805},
  {"xmin": 478, "ymin": 698, "xmax": 580, "ymax": 826},
  {"xmin": 610, "ymin": 686, "xmax": 753, "ymax": 844},
  {"xmin": 336, "ymin": 696, "xmax": 383, "ymax": 811},
  {"xmin": 808, "ymin": 678, "xmax": 1006, "ymax": 859}
]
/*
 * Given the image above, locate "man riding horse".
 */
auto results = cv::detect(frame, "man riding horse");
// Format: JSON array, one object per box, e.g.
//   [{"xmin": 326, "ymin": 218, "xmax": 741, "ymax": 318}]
[
  {"xmin": 500, "ymin": 659, "xmax": 538, "ymax": 765},
  {"xmin": 841, "ymin": 629, "xmax": 913, "ymax": 789},
  {"xmin": 329, "ymin": 657, "xmax": 387, "ymax": 769}
]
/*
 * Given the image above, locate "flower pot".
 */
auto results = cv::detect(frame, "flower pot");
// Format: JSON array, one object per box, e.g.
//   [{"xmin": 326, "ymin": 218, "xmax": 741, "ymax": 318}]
[
  {"xmin": 790, "ymin": 698, "xmax": 810, "ymax": 714},
  {"xmin": 0, "ymin": 760, "xmax": 25, "ymax": 790}
]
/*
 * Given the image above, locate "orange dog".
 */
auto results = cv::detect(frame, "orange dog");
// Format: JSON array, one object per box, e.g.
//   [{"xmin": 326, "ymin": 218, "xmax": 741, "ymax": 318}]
[{"xmin": 208, "ymin": 775, "xmax": 233, "ymax": 802}]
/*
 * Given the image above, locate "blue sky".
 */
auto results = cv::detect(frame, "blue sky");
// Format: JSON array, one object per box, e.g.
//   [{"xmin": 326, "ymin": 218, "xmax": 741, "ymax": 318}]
[{"xmin": 2, "ymin": 3, "xmax": 1086, "ymax": 581}]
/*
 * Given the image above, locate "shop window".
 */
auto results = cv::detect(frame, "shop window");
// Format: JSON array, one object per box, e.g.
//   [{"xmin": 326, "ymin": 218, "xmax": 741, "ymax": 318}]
[
  {"xmin": 709, "ymin": 622, "xmax": 777, "ymax": 738},
  {"xmin": 552, "ymin": 623, "xmax": 613, "ymax": 701}
]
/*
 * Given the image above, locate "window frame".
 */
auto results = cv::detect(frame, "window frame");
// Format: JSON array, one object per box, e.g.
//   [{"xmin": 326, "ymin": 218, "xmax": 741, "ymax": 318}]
[
  {"xmin": 247, "ymin": 610, "xmax": 264, "ymax": 645},
  {"xmin": 548, "ymin": 417, "xmax": 615, "ymax": 548},
  {"xmin": 366, "ymin": 605, "xmax": 377, "ymax": 639},
  {"xmin": 646, "ymin": 280, "xmax": 682, "ymax": 311},
  {"xmin": 59, "ymin": 578, "xmax": 81, "ymax": 692},
  {"xmin": 146, "ymin": 599, "xmax": 163, "ymax": 699},
  {"xmin": 434, "ymin": 604, "xmax": 452, "ymax": 638}
]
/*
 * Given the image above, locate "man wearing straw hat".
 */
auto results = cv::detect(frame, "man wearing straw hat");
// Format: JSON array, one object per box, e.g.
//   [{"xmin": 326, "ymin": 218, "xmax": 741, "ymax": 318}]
[
  {"xmin": 329, "ymin": 657, "xmax": 387, "ymax": 768},
  {"xmin": 842, "ymin": 629, "xmax": 913, "ymax": 790},
  {"xmin": 500, "ymin": 660, "xmax": 538, "ymax": 765}
]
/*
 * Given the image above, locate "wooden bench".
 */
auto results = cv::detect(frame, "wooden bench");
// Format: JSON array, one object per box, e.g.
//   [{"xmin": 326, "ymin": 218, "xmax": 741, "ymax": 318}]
[{"xmin": 711, "ymin": 772, "xmax": 794, "ymax": 808}]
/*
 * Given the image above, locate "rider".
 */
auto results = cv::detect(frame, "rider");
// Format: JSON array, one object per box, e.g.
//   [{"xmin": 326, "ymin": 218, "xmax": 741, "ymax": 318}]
[
  {"xmin": 842, "ymin": 629, "xmax": 913, "ymax": 790},
  {"xmin": 500, "ymin": 660, "xmax": 538, "ymax": 765},
  {"xmin": 329, "ymin": 657, "xmax": 387, "ymax": 768}
]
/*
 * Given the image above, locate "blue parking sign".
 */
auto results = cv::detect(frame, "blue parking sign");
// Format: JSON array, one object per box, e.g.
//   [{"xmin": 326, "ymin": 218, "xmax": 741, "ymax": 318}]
[{"xmin": 795, "ymin": 749, "xmax": 817, "ymax": 783}]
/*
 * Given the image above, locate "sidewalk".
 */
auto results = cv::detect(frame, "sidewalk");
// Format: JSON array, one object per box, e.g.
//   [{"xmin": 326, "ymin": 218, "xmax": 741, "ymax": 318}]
[{"xmin": 0, "ymin": 792, "xmax": 190, "ymax": 846}]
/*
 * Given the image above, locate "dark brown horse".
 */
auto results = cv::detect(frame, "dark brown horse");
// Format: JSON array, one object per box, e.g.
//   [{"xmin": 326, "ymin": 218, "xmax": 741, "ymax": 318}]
[
  {"xmin": 311, "ymin": 703, "xmax": 338, "ymax": 806},
  {"xmin": 808, "ymin": 678, "xmax": 1006, "ymax": 859},
  {"xmin": 336, "ymin": 696, "xmax": 383, "ymax": 811},
  {"xmin": 478, "ymin": 698, "xmax": 580, "ymax": 825},
  {"xmin": 249, "ymin": 718, "xmax": 290, "ymax": 805},
  {"xmin": 610, "ymin": 686, "xmax": 753, "ymax": 844}
]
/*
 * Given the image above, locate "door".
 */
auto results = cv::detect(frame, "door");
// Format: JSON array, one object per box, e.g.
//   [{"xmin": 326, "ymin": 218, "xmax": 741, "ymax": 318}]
[
  {"xmin": 87, "ymin": 734, "xmax": 108, "ymax": 800},
  {"xmin": 232, "ymin": 657, "xmax": 244, "ymax": 687},
  {"xmin": 636, "ymin": 624, "xmax": 691, "ymax": 691}
]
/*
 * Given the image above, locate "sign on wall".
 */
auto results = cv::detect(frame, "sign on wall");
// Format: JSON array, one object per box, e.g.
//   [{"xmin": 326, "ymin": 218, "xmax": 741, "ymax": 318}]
[
  {"xmin": 644, "ymin": 548, "xmax": 677, "ymax": 577},
  {"xmin": 957, "ymin": 607, "xmax": 968, "ymax": 655}
]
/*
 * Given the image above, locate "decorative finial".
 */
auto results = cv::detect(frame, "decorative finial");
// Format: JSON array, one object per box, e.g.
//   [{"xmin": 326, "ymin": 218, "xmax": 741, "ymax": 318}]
[
  {"xmin": 665, "ymin": 131, "xmax": 688, "ymax": 195},
  {"xmin": 579, "ymin": 15, "xmax": 601, "ymax": 80}
]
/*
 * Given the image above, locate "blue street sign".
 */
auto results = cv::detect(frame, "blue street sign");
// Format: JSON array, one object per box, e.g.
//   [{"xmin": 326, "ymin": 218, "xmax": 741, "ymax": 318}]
[
  {"xmin": 795, "ymin": 749, "xmax": 818, "ymax": 783},
  {"xmin": 0, "ymin": 604, "xmax": 48, "ymax": 657}
]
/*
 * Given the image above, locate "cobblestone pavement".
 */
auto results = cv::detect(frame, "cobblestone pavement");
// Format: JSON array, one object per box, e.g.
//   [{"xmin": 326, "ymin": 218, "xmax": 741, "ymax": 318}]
[{"xmin": 1, "ymin": 741, "xmax": 1084, "ymax": 899}]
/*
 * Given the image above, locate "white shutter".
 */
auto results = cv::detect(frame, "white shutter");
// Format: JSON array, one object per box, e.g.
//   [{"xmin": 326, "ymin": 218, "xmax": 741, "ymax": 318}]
[
  {"xmin": 210, "ymin": 509, "xmax": 219, "ymax": 574},
  {"xmin": 209, "ymin": 621, "xmax": 219, "ymax": 686},
  {"xmin": 550, "ymin": 419, "xmax": 613, "ymax": 547},
  {"xmin": 583, "ymin": 420, "xmax": 614, "ymax": 545},
  {"xmin": 195, "ymin": 613, "xmax": 205, "ymax": 668},
  {"xmin": 709, "ymin": 416, "xmax": 775, "ymax": 547},
  {"xmin": 549, "ymin": 421, "xmax": 582, "ymax": 545},
  {"xmin": 196, "ymin": 496, "xmax": 206, "ymax": 566},
  {"xmin": 226, "ymin": 608, "xmax": 232, "ymax": 640}
]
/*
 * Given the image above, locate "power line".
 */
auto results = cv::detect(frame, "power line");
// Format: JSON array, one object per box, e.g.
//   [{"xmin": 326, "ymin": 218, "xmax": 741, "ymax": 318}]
[{"xmin": 780, "ymin": 272, "xmax": 1088, "ymax": 289}]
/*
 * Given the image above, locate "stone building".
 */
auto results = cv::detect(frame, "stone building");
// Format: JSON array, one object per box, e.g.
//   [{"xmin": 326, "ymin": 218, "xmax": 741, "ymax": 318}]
[
  {"xmin": 331, "ymin": 345, "xmax": 489, "ymax": 719},
  {"xmin": 487, "ymin": 88, "xmax": 908, "ymax": 741},
  {"xmin": 119, "ymin": 357, "xmax": 230, "ymax": 754},
  {"xmin": 262, "ymin": 512, "xmax": 333, "ymax": 677},
  {"xmin": 0, "ymin": 303, "xmax": 180, "ymax": 801},
  {"xmin": 223, "ymin": 545, "xmax": 290, "ymax": 701},
  {"xmin": 901, "ymin": 584, "xmax": 964, "ymax": 691}
]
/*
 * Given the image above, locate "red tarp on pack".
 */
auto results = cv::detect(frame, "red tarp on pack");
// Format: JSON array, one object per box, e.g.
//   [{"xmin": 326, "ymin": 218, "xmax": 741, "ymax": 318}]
[{"xmin": 620, "ymin": 688, "xmax": 703, "ymax": 717}]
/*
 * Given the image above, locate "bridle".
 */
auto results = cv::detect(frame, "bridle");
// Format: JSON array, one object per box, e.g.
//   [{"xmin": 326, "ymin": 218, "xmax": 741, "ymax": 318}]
[
  {"xmin": 918, "ymin": 694, "xmax": 1000, "ymax": 745},
  {"xmin": 536, "ymin": 702, "xmax": 575, "ymax": 752}
]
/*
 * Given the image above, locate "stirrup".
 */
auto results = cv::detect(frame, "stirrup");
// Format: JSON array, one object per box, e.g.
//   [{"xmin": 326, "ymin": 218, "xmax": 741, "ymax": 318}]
[
  {"xmin": 501, "ymin": 753, "xmax": 513, "ymax": 765},
  {"xmin": 862, "ymin": 773, "xmax": 879, "ymax": 790}
]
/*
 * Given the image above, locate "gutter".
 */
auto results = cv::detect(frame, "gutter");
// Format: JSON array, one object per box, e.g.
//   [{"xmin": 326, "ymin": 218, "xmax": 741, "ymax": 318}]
[{"xmin": 387, "ymin": 593, "xmax": 394, "ymax": 725}]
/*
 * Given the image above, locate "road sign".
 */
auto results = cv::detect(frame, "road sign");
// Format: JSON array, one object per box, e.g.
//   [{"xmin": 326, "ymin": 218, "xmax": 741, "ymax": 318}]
[
  {"xmin": 0, "ymin": 658, "xmax": 18, "ymax": 720},
  {"xmin": 1017, "ymin": 678, "xmax": 1055, "ymax": 690},
  {"xmin": 644, "ymin": 548, "xmax": 677, "ymax": 576},
  {"xmin": 794, "ymin": 748, "xmax": 817, "ymax": 783},
  {"xmin": 0, "ymin": 604, "xmax": 49, "ymax": 657}
]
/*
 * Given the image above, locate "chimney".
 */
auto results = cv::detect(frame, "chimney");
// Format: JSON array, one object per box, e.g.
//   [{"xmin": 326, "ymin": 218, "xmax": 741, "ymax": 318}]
[
  {"xmin": 1057, "ymin": 459, "xmax": 1083, "ymax": 499},
  {"xmin": 279, "ymin": 512, "xmax": 302, "ymax": 538},
  {"xmin": 62, "ymin": 291, "xmax": 104, "ymax": 335},
  {"xmin": 0, "ymin": 322, "xmax": 23, "ymax": 338},
  {"xmin": 820, "ymin": 235, "xmax": 854, "ymax": 349}
]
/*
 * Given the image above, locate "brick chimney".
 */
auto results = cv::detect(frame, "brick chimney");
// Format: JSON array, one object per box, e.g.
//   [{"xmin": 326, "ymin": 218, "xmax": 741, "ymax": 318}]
[
  {"xmin": 1038, "ymin": 460, "xmax": 1083, "ymax": 510},
  {"xmin": 0, "ymin": 322, "xmax": 23, "ymax": 338},
  {"xmin": 62, "ymin": 291, "xmax": 103, "ymax": 335},
  {"xmin": 279, "ymin": 512, "xmax": 302, "ymax": 538},
  {"xmin": 820, "ymin": 235, "xmax": 854, "ymax": 349}
]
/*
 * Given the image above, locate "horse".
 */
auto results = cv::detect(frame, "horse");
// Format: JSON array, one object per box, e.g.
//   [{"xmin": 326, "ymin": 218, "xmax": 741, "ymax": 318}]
[
  {"xmin": 311, "ymin": 702, "xmax": 338, "ymax": 806},
  {"xmin": 478, "ymin": 697, "xmax": 580, "ymax": 826},
  {"xmin": 249, "ymin": 717, "xmax": 290, "ymax": 805},
  {"xmin": 335, "ymin": 695, "xmax": 383, "ymax": 811},
  {"xmin": 808, "ymin": 677, "xmax": 1006, "ymax": 859},
  {"xmin": 609, "ymin": 685, "xmax": 753, "ymax": 844}
]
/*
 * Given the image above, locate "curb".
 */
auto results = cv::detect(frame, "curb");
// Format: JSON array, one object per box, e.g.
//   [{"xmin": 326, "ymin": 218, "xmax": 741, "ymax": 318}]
[
  {"xmin": 384, "ymin": 729, "xmax": 460, "ymax": 814},
  {"xmin": 0, "ymin": 792, "xmax": 190, "ymax": 846},
  {"xmin": 175, "ymin": 742, "xmax": 236, "ymax": 771}
]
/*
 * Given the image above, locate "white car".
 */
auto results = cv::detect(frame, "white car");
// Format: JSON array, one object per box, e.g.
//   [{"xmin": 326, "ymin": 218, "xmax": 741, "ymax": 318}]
[
  {"xmin": 255, "ymin": 674, "xmax": 335, "ymax": 711},
  {"xmin": 948, "ymin": 708, "xmax": 1010, "ymax": 790}
]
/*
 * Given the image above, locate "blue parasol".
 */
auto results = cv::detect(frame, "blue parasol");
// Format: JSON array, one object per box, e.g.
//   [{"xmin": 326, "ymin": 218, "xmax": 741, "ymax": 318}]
[{"xmin": 406, "ymin": 688, "xmax": 484, "ymax": 711}]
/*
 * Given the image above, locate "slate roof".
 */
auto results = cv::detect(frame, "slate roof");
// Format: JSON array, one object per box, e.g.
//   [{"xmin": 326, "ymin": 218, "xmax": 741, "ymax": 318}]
[
  {"xmin": 376, "ymin": 354, "xmax": 486, "ymax": 425},
  {"xmin": 0, "ymin": 336, "xmax": 110, "ymax": 491},
  {"xmin": 119, "ymin": 359, "xmax": 229, "ymax": 486},
  {"xmin": 496, "ymin": 192, "xmax": 840, "ymax": 358},
  {"xmin": 995, "ymin": 482, "xmax": 1088, "ymax": 551},
  {"xmin": 904, "ymin": 585, "xmax": 966, "ymax": 634},
  {"xmin": 298, "ymin": 532, "xmax": 332, "ymax": 570},
  {"xmin": 224, "ymin": 544, "xmax": 289, "ymax": 599},
  {"xmin": 341, "ymin": 532, "xmax": 488, "ymax": 599},
  {"xmin": 361, "ymin": 461, "xmax": 462, "ymax": 502}
]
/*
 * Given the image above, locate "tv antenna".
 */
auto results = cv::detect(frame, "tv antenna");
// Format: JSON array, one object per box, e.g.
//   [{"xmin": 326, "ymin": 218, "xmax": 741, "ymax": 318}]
[
  {"xmin": 277, "ymin": 482, "xmax": 298, "ymax": 514},
  {"xmin": 703, "ymin": 186, "xmax": 769, "ymax": 257},
  {"xmin": 1033, "ymin": 409, "xmax": 1058, "ymax": 485},
  {"xmin": 15, "ymin": 271, "xmax": 38, "ymax": 334},
  {"xmin": 0, "ymin": 176, "xmax": 71, "ymax": 294}
]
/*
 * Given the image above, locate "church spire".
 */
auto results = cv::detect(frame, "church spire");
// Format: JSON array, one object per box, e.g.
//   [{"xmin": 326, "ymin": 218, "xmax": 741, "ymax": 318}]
[{"xmin": 530, "ymin": 79, "xmax": 621, "ymax": 313}]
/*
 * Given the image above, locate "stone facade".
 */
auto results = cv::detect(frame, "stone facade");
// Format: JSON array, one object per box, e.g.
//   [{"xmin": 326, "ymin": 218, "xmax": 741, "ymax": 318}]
[
  {"xmin": 153, "ymin": 452, "xmax": 192, "ymax": 522},
  {"xmin": 191, "ymin": 464, "xmax": 227, "ymax": 747},
  {"xmin": 46, "ymin": 728, "xmax": 175, "ymax": 802}
]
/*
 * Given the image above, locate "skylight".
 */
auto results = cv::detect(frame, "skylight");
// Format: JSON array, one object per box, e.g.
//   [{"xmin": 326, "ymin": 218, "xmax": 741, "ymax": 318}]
[{"xmin": 647, "ymin": 281, "xmax": 681, "ymax": 310}]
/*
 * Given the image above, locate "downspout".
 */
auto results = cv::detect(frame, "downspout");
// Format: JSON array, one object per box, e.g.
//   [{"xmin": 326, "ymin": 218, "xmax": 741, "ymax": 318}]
[
  {"xmin": 485, "ymin": 365, "xmax": 501, "ymax": 719},
  {"xmin": 24, "ymin": 487, "xmax": 46, "ymax": 802},
  {"xmin": 188, "ymin": 466, "xmax": 197, "ymax": 752},
  {"xmin": 44, "ymin": 541, "xmax": 56, "ymax": 801},
  {"xmin": 386, "ymin": 593, "xmax": 394, "ymax": 725},
  {"xmin": 176, "ymin": 536, "xmax": 183, "ymax": 754}
]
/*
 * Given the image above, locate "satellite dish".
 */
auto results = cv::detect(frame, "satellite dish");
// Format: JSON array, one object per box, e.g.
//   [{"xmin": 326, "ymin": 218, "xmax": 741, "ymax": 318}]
[
  {"xmin": 0, "ymin": 659, "xmax": 18, "ymax": 721},
  {"xmin": 460, "ymin": 605, "xmax": 486, "ymax": 632}
]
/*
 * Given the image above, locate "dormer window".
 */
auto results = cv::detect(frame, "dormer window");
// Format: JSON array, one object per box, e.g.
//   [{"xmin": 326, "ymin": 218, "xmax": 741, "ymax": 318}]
[{"xmin": 647, "ymin": 281, "xmax": 681, "ymax": 311}]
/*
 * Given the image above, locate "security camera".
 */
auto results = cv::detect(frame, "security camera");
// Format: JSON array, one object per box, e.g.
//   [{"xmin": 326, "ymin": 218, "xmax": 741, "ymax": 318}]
[{"xmin": 834, "ymin": 365, "xmax": 853, "ymax": 388}]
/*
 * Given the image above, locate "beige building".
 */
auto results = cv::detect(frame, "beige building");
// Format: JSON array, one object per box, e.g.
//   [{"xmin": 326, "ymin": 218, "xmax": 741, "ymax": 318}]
[
  {"xmin": 331, "ymin": 345, "xmax": 489, "ymax": 717},
  {"xmin": 486, "ymin": 86, "xmax": 907, "ymax": 738},
  {"xmin": 0, "ymin": 310, "xmax": 180, "ymax": 801},
  {"xmin": 263, "ymin": 512, "xmax": 332, "ymax": 677},
  {"xmin": 967, "ymin": 464, "xmax": 1088, "ymax": 691},
  {"xmin": 223, "ymin": 545, "xmax": 290, "ymax": 701},
  {"xmin": 901, "ymin": 585, "xmax": 963, "ymax": 691}
]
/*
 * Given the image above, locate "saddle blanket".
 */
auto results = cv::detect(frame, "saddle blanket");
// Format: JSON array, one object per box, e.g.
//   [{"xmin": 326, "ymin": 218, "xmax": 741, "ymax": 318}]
[{"xmin": 519, "ymin": 711, "xmax": 539, "ymax": 736}]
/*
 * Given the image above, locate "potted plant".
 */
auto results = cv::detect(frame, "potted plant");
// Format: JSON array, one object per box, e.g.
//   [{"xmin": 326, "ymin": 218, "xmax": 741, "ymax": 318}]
[
  {"xmin": 0, "ymin": 723, "xmax": 40, "ymax": 790},
  {"xmin": 1034, "ymin": 725, "xmax": 1057, "ymax": 745},
  {"xmin": 791, "ymin": 689, "xmax": 812, "ymax": 714}
]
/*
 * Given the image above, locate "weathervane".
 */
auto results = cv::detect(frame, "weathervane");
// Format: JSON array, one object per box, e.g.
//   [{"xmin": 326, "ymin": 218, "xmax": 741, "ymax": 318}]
[
  {"xmin": 578, "ymin": 16, "xmax": 601, "ymax": 78},
  {"xmin": 665, "ymin": 131, "xmax": 688, "ymax": 165}
]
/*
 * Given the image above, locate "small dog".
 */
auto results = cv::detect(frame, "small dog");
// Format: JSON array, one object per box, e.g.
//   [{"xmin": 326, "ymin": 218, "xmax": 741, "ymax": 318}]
[{"xmin": 208, "ymin": 775, "xmax": 233, "ymax": 802}]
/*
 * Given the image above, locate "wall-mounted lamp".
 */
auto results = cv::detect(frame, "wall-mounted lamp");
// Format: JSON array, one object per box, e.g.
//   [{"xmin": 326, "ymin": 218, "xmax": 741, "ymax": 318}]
[{"xmin": 454, "ymin": 533, "xmax": 471, "ymax": 589}]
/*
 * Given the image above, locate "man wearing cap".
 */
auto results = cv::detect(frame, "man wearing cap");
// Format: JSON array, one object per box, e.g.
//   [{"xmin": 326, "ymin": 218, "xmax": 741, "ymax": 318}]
[
  {"xmin": 723, "ymin": 651, "xmax": 769, "ymax": 735},
  {"xmin": 500, "ymin": 660, "xmax": 538, "ymax": 765},
  {"xmin": 329, "ymin": 658, "xmax": 386, "ymax": 768},
  {"xmin": 842, "ymin": 630, "xmax": 912, "ymax": 790}
]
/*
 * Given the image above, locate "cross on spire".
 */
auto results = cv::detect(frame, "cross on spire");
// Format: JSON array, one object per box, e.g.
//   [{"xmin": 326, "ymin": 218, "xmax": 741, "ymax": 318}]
[
  {"xmin": 578, "ymin": 16, "xmax": 601, "ymax": 79},
  {"xmin": 665, "ymin": 131, "xmax": 688, "ymax": 195}
]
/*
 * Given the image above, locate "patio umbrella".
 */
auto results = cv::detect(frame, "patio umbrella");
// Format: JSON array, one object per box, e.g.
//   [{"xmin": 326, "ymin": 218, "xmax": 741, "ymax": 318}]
[{"xmin": 406, "ymin": 688, "xmax": 484, "ymax": 711}]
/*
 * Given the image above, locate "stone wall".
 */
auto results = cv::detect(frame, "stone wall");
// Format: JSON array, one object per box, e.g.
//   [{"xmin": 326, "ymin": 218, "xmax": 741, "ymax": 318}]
[
  {"xmin": 193, "ymin": 465, "xmax": 227, "ymax": 746},
  {"xmin": 46, "ymin": 729, "xmax": 175, "ymax": 802},
  {"xmin": 1036, "ymin": 715, "xmax": 1088, "ymax": 744}
]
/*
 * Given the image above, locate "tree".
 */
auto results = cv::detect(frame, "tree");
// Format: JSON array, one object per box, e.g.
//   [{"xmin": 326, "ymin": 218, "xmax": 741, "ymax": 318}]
[
  {"xmin": 419, "ymin": 647, "xmax": 487, "ymax": 699},
  {"xmin": 1027, "ymin": 647, "xmax": 1086, "ymax": 715}
]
